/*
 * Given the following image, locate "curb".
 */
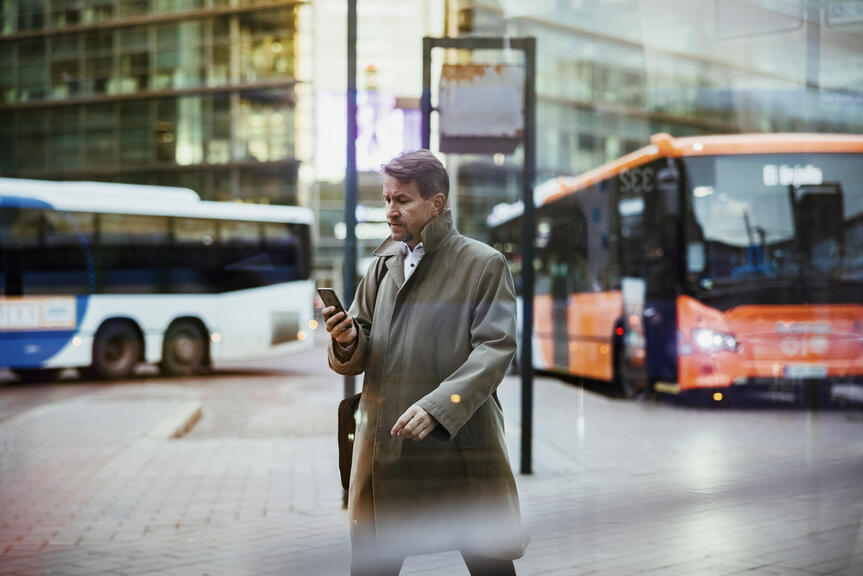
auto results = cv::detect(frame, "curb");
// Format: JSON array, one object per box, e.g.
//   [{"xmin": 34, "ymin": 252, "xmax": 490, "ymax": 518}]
[{"xmin": 145, "ymin": 401, "xmax": 203, "ymax": 439}]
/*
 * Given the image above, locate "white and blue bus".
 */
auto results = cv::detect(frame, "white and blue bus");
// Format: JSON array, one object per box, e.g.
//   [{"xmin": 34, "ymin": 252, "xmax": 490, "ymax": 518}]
[{"xmin": 0, "ymin": 178, "xmax": 314, "ymax": 381}]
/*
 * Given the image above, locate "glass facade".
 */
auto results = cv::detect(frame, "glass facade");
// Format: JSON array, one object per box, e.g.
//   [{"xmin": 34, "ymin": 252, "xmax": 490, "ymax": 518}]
[
  {"xmin": 444, "ymin": 0, "xmax": 863, "ymax": 243},
  {"xmin": 0, "ymin": 0, "xmax": 300, "ymax": 205}
]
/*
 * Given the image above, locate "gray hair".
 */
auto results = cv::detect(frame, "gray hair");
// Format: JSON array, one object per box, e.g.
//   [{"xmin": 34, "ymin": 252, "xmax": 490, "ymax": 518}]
[{"xmin": 381, "ymin": 150, "xmax": 449, "ymax": 201}]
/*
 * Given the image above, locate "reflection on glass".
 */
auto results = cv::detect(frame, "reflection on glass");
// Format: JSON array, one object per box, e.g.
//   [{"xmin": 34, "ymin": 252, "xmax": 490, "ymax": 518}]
[
  {"xmin": 237, "ymin": 89, "xmax": 294, "ymax": 163},
  {"xmin": 51, "ymin": 107, "xmax": 81, "ymax": 169},
  {"xmin": 686, "ymin": 154, "xmax": 863, "ymax": 306},
  {"xmin": 239, "ymin": 9, "xmax": 296, "ymax": 82},
  {"xmin": 176, "ymin": 96, "xmax": 203, "ymax": 165}
]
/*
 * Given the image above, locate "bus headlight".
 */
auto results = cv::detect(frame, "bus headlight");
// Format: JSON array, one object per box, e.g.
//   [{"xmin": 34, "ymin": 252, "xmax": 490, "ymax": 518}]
[{"xmin": 692, "ymin": 328, "xmax": 737, "ymax": 353}]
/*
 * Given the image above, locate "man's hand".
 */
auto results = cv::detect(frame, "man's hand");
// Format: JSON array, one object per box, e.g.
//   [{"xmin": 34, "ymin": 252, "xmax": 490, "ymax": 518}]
[
  {"xmin": 323, "ymin": 306, "xmax": 357, "ymax": 346},
  {"xmin": 391, "ymin": 405, "xmax": 438, "ymax": 441}
]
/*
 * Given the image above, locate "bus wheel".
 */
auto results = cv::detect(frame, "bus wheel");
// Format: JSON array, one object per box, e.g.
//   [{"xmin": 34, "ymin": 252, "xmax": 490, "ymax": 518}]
[
  {"xmin": 161, "ymin": 320, "xmax": 207, "ymax": 376},
  {"xmin": 12, "ymin": 368, "xmax": 61, "ymax": 383},
  {"xmin": 92, "ymin": 321, "xmax": 142, "ymax": 380}
]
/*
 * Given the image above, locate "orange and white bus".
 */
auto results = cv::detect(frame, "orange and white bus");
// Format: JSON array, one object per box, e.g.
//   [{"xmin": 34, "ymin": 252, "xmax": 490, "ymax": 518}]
[{"xmin": 489, "ymin": 133, "xmax": 863, "ymax": 403}]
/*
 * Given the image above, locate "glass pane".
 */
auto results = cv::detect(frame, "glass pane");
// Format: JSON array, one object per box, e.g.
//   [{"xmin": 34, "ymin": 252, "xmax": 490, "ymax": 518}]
[
  {"xmin": 85, "ymin": 31, "xmax": 113, "ymax": 54},
  {"xmin": 221, "ymin": 220, "xmax": 260, "ymax": 244},
  {"xmin": 44, "ymin": 211, "xmax": 95, "ymax": 247},
  {"xmin": 51, "ymin": 60, "xmax": 81, "ymax": 98},
  {"xmin": 170, "ymin": 216, "xmax": 219, "ymax": 293},
  {"xmin": 118, "ymin": 0, "xmax": 150, "ymax": 19},
  {"xmin": 174, "ymin": 218, "xmax": 217, "ymax": 245},
  {"xmin": 98, "ymin": 213, "xmax": 169, "ymax": 294},
  {"xmin": 686, "ymin": 154, "xmax": 863, "ymax": 299},
  {"xmin": 86, "ymin": 103, "xmax": 114, "ymax": 128},
  {"xmin": 101, "ymin": 214, "xmax": 169, "ymax": 246},
  {"xmin": 52, "ymin": 0, "xmax": 83, "ymax": 28},
  {"xmin": 119, "ymin": 27, "xmax": 148, "ymax": 51},
  {"xmin": 237, "ymin": 89, "xmax": 295, "ymax": 162},
  {"xmin": 120, "ymin": 127, "xmax": 150, "ymax": 163},
  {"xmin": 52, "ymin": 35, "xmax": 79, "ymax": 57},
  {"xmin": 83, "ymin": 1, "xmax": 115, "ymax": 24},
  {"xmin": 4, "ymin": 208, "xmax": 41, "ymax": 248}
]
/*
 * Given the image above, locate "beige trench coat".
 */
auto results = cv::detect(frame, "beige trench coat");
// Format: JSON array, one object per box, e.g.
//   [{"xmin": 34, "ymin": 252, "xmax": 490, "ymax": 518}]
[{"xmin": 329, "ymin": 210, "xmax": 526, "ymax": 562}]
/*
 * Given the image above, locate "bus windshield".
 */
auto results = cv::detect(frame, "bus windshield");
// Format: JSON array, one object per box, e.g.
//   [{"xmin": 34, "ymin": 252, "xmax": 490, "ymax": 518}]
[{"xmin": 684, "ymin": 154, "xmax": 863, "ymax": 305}]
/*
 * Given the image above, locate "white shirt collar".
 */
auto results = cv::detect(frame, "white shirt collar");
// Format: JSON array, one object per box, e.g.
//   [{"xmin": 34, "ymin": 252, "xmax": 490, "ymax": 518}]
[
  {"xmin": 401, "ymin": 242, "xmax": 425, "ymax": 280},
  {"xmin": 401, "ymin": 242, "xmax": 424, "ymax": 256}
]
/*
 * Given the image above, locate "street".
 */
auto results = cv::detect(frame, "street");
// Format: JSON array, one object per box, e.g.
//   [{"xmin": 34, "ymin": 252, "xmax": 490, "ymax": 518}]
[{"xmin": 1, "ymin": 333, "xmax": 862, "ymax": 575}]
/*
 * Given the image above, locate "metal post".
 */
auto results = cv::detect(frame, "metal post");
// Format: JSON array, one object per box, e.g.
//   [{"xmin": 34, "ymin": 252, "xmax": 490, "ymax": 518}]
[
  {"xmin": 344, "ymin": 0, "xmax": 358, "ymax": 400},
  {"xmin": 520, "ymin": 37, "xmax": 536, "ymax": 475},
  {"xmin": 421, "ymin": 37, "xmax": 432, "ymax": 150},
  {"xmin": 420, "ymin": 35, "xmax": 536, "ymax": 475}
]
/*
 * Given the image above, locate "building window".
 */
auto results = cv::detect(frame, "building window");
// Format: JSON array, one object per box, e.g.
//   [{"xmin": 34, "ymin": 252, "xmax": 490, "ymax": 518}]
[
  {"xmin": 238, "ymin": 88, "xmax": 295, "ymax": 163},
  {"xmin": 239, "ymin": 9, "xmax": 297, "ymax": 82},
  {"xmin": 51, "ymin": 107, "xmax": 82, "ymax": 170},
  {"xmin": 52, "ymin": 0, "xmax": 83, "ymax": 28}
]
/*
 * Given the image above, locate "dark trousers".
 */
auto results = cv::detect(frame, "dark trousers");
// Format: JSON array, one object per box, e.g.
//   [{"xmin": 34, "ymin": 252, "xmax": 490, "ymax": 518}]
[{"xmin": 351, "ymin": 552, "xmax": 516, "ymax": 576}]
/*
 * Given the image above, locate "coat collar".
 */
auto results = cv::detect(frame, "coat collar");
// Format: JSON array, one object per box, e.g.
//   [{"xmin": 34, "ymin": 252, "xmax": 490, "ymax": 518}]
[{"xmin": 372, "ymin": 209, "xmax": 457, "ymax": 257}]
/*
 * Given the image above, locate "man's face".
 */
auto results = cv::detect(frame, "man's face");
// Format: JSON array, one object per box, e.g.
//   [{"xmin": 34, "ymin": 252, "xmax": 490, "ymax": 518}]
[{"xmin": 383, "ymin": 175, "xmax": 444, "ymax": 248}]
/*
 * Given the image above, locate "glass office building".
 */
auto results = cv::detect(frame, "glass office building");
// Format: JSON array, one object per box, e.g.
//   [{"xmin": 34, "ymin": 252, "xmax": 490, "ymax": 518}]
[{"xmin": 0, "ymin": 0, "xmax": 301, "ymax": 204}]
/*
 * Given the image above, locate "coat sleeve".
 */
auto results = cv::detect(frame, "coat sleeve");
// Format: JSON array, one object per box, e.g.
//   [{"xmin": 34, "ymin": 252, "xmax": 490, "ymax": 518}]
[
  {"xmin": 327, "ymin": 257, "xmax": 385, "ymax": 375},
  {"xmin": 416, "ymin": 253, "xmax": 517, "ymax": 440}
]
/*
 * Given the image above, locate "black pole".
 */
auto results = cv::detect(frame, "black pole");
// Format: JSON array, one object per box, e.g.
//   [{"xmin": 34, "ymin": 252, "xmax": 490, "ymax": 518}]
[
  {"xmin": 344, "ymin": 0, "xmax": 357, "ymax": 400},
  {"xmin": 421, "ymin": 37, "xmax": 432, "ymax": 150},
  {"xmin": 420, "ymin": 35, "xmax": 536, "ymax": 475},
  {"xmin": 520, "ymin": 37, "xmax": 536, "ymax": 475}
]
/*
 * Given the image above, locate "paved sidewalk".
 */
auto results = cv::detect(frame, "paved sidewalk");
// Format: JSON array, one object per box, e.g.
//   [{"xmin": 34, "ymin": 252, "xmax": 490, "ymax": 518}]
[{"xmin": 1, "ymin": 342, "xmax": 863, "ymax": 575}]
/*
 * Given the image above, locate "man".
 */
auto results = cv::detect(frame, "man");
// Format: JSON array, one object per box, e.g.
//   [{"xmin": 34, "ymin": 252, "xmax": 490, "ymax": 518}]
[{"xmin": 324, "ymin": 150, "xmax": 526, "ymax": 576}]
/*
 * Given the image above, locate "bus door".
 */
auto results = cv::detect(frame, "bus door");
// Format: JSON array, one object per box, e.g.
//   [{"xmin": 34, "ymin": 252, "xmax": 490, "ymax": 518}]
[
  {"xmin": 539, "ymin": 199, "xmax": 588, "ymax": 373},
  {"xmin": 616, "ymin": 158, "xmax": 681, "ymax": 391}
]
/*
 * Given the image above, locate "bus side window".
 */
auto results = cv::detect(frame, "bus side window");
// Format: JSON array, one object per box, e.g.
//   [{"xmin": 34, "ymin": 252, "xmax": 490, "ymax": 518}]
[
  {"xmin": 98, "ymin": 214, "xmax": 169, "ymax": 294},
  {"xmin": 172, "ymin": 217, "xmax": 220, "ymax": 294},
  {"xmin": 548, "ymin": 202, "xmax": 590, "ymax": 295},
  {"xmin": 0, "ymin": 208, "xmax": 41, "ymax": 295},
  {"xmin": 34, "ymin": 211, "xmax": 95, "ymax": 295},
  {"xmin": 7, "ymin": 209, "xmax": 94, "ymax": 296},
  {"xmin": 263, "ymin": 222, "xmax": 300, "ymax": 283},
  {"xmin": 221, "ymin": 220, "xmax": 266, "ymax": 292}
]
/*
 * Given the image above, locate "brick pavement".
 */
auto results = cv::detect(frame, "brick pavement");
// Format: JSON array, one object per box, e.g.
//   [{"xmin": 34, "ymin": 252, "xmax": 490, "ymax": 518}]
[{"xmin": 1, "ymin": 343, "xmax": 863, "ymax": 575}]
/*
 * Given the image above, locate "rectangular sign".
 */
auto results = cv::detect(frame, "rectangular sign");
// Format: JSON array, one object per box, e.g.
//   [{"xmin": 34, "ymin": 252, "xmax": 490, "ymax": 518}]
[
  {"xmin": 0, "ymin": 297, "xmax": 77, "ymax": 331},
  {"xmin": 439, "ymin": 64, "xmax": 524, "ymax": 154},
  {"xmin": 784, "ymin": 363, "xmax": 828, "ymax": 379}
]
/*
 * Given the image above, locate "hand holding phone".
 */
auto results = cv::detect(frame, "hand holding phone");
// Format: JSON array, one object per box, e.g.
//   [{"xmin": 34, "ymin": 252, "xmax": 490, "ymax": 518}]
[
  {"xmin": 318, "ymin": 288, "xmax": 356, "ymax": 345},
  {"xmin": 317, "ymin": 288, "xmax": 344, "ymax": 314}
]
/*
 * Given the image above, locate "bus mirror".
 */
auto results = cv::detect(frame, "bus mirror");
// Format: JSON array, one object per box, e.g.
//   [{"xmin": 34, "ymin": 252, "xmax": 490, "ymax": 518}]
[{"xmin": 687, "ymin": 242, "xmax": 705, "ymax": 273}]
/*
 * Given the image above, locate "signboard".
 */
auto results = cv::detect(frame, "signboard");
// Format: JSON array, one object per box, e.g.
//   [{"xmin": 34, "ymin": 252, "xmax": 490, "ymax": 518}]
[
  {"xmin": 0, "ymin": 297, "xmax": 77, "ymax": 331},
  {"xmin": 438, "ymin": 64, "xmax": 524, "ymax": 154}
]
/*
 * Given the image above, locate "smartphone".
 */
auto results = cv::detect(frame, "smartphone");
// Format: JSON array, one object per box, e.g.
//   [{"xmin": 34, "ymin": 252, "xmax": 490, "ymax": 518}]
[{"xmin": 317, "ymin": 288, "xmax": 345, "ymax": 314}]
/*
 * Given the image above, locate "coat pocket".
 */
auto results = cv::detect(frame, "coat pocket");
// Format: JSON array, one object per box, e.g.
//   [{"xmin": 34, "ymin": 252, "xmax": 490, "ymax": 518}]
[{"xmin": 453, "ymin": 417, "xmax": 477, "ymax": 450}]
